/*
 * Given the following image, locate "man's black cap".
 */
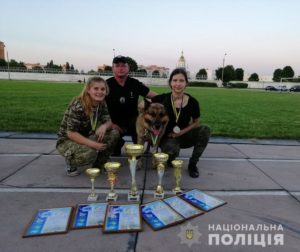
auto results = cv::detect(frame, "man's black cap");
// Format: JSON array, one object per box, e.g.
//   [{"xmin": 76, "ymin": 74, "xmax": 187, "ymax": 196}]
[{"xmin": 112, "ymin": 55, "xmax": 127, "ymax": 64}]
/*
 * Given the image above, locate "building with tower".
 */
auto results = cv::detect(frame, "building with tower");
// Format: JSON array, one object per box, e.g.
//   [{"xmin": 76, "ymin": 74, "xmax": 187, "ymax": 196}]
[
  {"xmin": 177, "ymin": 50, "xmax": 186, "ymax": 69},
  {"xmin": 176, "ymin": 50, "xmax": 190, "ymax": 78},
  {"xmin": 0, "ymin": 41, "xmax": 5, "ymax": 60}
]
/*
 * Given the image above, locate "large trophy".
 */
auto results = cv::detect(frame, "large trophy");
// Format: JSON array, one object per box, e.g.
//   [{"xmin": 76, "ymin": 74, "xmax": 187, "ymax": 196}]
[
  {"xmin": 104, "ymin": 162, "xmax": 121, "ymax": 202},
  {"xmin": 125, "ymin": 144, "xmax": 144, "ymax": 201},
  {"xmin": 153, "ymin": 153, "xmax": 169, "ymax": 199},
  {"xmin": 85, "ymin": 167, "xmax": 101, "ymax": 201},
  {"xmin": 172, "ymin": 160, "xmax": 184, "ymax": 194}
]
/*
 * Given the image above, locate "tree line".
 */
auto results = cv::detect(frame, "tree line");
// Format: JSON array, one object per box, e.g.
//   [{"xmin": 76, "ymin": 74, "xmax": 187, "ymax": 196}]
[
  {"xmin": 0, "ymin": 57, "xmax": 298, "ymax": 82},
  {"xmin": 196, "ymin": 65, "xmax": 297, "ymax": 82},
  {"xmin": 0, "ymin": 59, "xmax": 78, "ymax": 73}
]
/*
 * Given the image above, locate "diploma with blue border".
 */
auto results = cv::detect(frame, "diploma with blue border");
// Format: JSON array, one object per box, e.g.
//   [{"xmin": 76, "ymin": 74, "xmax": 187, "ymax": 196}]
[
  {"xmin": 141, "ymin": 200, "xmax": 185, "ymax": 230},
  {"xmin": 23, "ymin": 207, "xmax": 73, "ymax": 237},
  {"xmin": 180, "ymin": 189, "xmax": 227, "ymax": 211},
  {"xmin": 103, "ymin": 203, "xmax": 142, "ymax": 233},
  {"xmin": 163, "ymin": 196, "xmax": 204, "ymax": 219},
  {"xmin": 72, "ymin": 203, "xmax": 108, "ymax": 229}
]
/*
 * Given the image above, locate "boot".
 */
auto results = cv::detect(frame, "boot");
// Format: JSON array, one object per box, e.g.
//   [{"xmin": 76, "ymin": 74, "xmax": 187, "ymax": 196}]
[{"xmin": 188, "ymin": 163, "xmax": 199, "ymax": 178}]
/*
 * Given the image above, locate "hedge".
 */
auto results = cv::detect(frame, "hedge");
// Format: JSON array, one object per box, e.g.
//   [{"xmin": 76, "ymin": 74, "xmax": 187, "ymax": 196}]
[
  {"xmin": 188, "ymin": 81, "xmax": 218, "ymax": 87},
  {"xmin": 224, "ymin": 82, "xmax": 248, "ymax": 88}
]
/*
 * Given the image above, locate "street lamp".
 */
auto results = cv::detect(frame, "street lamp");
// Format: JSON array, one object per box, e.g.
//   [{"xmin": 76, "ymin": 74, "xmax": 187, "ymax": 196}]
[
  {"xmin": 221, "ymin": 53, "xmax": 227, "ymax": 83},
  {"xmin": 113, "ymin": 48, "xmax": 115, "ymax": 57},
  {"xmin": 7, "ymin": 51, "xmax": 11, "ymax": 80}
]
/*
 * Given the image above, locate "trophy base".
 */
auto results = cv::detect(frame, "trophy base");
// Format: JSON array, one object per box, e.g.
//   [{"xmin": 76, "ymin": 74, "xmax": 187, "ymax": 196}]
[
  {"xmin": 154, "ymin": 192, "xmax": 164, "ymax": 199},
  {"xmin": 128, "ymin": 193, "xmax": 140, "ymax": 202},
  {"xmin": 106, "ymin": 194, "xmax": 118, "ymax": 202},
  {"xmin": 172, "ymin": 188, "xmax": 182, "ymax": 195},
  {"xmin": 87, "ymin": 194, "xmax": 98, "ymax": 202}
]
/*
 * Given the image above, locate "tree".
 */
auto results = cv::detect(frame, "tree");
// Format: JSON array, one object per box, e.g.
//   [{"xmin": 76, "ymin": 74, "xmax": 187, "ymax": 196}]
[
  {"xmin": 215, "ymin": 67, "xmax": 222, "ymax": 80},
  {"xmin": 196, "ymin": 68, "xmax": 207, "ymax": 80},
  {"xmin": 104, "ymin": 65, "xmax": 112, "ymax": 71},
  {"xmin": 9, "ymin": 59, "xmax": 19, "ymax": 67},
  {"xmin": 248, "ymin": 73, "xmax": 259, "ymax": 81},
  {"xmin": 65, "ymin": 62, "xmax": 70, "ymax": 71},
  {"xmin": 273, "ymin": 68, "xmax": 282, "ymax": 82},
  {"xmin": 223, "ymin": 65, "xmax": 236, "ymax": 82},
  {"xmin": 215, "ymin": 65, "xmax": 236, "ymax": 82},
  {"xmin": 88, "ymin": 69, "xmax": 97, "ymax": 75},
  {"xmin": 235, "ymin": 68, "xmax": 244, "ymax": 81},
  {"xmin": 281, "ymin": 66, "xmax": 294, "ymax": 80},
  {"xmin": 47, "ymin": 60, "xmax": 54, "ymax": 68},
  {"xmin": 0, "ymin": 59, "xmax": 6, "ymax": 67},
  {"xmin": 126, "ymin": 57, "xmax": 138, "ymax": 72}
]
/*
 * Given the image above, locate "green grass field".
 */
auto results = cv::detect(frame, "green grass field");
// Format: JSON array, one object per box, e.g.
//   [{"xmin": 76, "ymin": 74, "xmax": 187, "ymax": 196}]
[{"xmin": 1, "ymin": 79, "xmax": 300, "ymax": 139}]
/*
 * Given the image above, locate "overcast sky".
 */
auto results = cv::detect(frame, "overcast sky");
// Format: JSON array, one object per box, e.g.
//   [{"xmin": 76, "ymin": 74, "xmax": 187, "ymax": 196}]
[{"xmin": 1, "ymin": 0, "xmax": 300, "ymax": 76}]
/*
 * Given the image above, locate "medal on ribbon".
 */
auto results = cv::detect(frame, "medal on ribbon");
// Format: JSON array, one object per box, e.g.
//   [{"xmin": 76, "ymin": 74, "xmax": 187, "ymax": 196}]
[
  {"xmin": 171, "ymin": 95, "xmax": 183, "ymax": 133},
  {"xmin": 90, "ymin": 105, "xmax": 99, "ymax": 132}
]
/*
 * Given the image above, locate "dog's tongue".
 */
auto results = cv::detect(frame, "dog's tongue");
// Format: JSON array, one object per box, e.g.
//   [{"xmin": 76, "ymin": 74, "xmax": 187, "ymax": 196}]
[{"xmin": 152, "ymin": 128, "xmax": 160, "ymax": 136}]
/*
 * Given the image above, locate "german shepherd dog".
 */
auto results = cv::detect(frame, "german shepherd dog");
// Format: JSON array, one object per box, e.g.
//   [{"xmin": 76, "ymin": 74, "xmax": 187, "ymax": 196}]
[
  {"xmin": 136, "ymin": 99, "xmax": 169, "ymax": 151},
  {"xmin": 136, "ymin": 99, "xmax": 169, "ymax": 169}
]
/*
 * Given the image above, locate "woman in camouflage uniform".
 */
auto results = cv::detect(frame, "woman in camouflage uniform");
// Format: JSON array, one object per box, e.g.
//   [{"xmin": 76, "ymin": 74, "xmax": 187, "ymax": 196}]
[{"xmin": 56, "ymin": 77, "xmax": 119, "ymax": 176}]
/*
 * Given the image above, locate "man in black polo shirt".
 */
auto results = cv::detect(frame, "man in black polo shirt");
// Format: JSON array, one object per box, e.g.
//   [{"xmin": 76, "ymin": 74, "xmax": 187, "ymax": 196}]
[{"xmin": 106, "ymin": 55, "xmax": 157, "ymax": 155}]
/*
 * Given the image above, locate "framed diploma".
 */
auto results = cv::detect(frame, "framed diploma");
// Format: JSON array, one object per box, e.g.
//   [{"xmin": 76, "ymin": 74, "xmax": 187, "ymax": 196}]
[
  {"xmin": 23, "ymin": 207, "xmax": 73, "ymax": 238},
  {"xmin": 163, "ymin": 196, "xmax": 204, "ymax": 219},
  {"xmin": 72, "ymin": 203, "xmax": 108, "ymax": 229},
  {"xmin": 180, "ymin": 189, "xmax": 227, "ymax": 211},
  {"xmin": 103, "ymin": 203, "xmax": 142, "ymax": 233},
  {"xmin": 141, "ymin": 200, "xmax": 185, "ymax": 231}
]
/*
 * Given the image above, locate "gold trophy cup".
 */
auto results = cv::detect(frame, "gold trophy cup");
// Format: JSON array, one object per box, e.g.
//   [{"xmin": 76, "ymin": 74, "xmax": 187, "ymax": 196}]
[
  {"xmin": 153, "ymin": 153, "xmax": 169, "ymax": 199},
  {"xmin": 125, "ymin": 144, "xmax": 144, "ymax": 201},
  {"xmin": 172, "ymin": 160, "xmax": 184, "ymax": 194},
  {"xmin": 104, "ymin": 162, "xmax": 121, "ymax": 201},
  {"xmin": 85, "ymin": 168, "xmax": 101, "ymax": 201}
]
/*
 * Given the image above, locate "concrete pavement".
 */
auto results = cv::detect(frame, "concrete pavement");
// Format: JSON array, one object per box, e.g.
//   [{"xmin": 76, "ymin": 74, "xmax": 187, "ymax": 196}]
[{"xmin": 0, "ymin": 133, "xmax": 299, "ymax": 252}]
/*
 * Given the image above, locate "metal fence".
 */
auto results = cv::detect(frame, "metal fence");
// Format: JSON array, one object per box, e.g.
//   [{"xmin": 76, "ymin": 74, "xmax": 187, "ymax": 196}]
[{"xmin": 0, "ymin": 67, "xmax": 169, "ymax": 78}]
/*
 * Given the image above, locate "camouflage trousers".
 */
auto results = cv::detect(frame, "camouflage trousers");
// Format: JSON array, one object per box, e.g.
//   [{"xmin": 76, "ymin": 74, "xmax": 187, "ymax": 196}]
[
  {"xmin": 160, "ymin": 125, "xmax": 211, "ymax": 165},
  {"xmin": 56, "ymin": 129, "xmax": 120, "ymax": 170}
]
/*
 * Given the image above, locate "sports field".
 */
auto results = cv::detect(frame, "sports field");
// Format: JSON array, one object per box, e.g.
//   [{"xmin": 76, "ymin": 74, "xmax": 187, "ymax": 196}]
[{"xmin": 0, "ymin": 79, "xmax": 299, "ymax": 139}]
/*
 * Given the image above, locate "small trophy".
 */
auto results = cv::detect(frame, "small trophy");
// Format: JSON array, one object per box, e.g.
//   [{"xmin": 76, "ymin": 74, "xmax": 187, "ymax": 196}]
[
  {"xmin": 104, "ymin": 162, "xmax": 121, "ymax": 202},
  {"xmin": 85, "ymin": 167, "xmax": 100, "ymax": 201},
  {"xmin": 125, "ymin": 144, "xmax": 144, "ymax": 201},
  {"xmin": 172, "ymin": 160, "xmax": 184, "ymax": 194},
  {"xmin": 153, "ymin": 153, "xmax": 169, "ymax": 199}
]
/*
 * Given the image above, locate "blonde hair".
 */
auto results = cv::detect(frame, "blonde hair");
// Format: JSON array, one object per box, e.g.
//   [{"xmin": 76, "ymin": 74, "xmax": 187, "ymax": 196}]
[{"xmin": 77, "ymin": 76, "xmax": 109, "ymax": 117}]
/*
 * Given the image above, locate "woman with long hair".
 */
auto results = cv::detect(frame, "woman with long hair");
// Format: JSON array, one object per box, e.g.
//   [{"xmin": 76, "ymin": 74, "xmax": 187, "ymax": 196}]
[
  {"xmin": 152, "ymin": 68, "xmax": 211, "ymax": 178},
  {"xmin": 57, "ymin": 77, "xmax": 119, "ymax": 176}
]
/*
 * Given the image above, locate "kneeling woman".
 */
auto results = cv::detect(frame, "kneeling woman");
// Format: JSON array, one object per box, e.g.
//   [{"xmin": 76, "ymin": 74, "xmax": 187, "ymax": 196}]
[
  {"xmin": 57, "ymin": 77, "xmax": 119, "ymax": 176},
  {"xmin": 152, "ymin": 68, "xmax": 211, "ymax": 178}
]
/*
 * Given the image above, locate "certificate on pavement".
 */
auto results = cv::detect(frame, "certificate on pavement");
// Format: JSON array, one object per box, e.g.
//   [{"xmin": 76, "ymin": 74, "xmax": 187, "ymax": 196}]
[
  {"xmin": 141, "ymin": 200, "xmax": 185, "ymax": 231},
  {"xmin": 72, "ymin": 203, "xmax": 108, "ymax": 229},
  {"xmin": 23, "ymin": 207, "xmax": 73, "ymax": 238},
  {"xmin": 103, "ymin": 203, "xmax": 142, "ymax": 233},
  {"xmin": 180, "ymin": 189, "xmax": 227, "ymax": 211},
  {"xmin": 163, "ymin": 196, "xmax": 204, "ymax": 219}
]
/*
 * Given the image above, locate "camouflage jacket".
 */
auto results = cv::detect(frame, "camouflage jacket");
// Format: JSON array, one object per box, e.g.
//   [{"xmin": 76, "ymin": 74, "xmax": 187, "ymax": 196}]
[{"xmin": 57, "ymin": 98, "xmax": 111, "ymax": 145}]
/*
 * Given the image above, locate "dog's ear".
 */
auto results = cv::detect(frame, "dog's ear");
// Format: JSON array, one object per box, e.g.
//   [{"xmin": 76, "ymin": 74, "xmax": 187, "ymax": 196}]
[{"xmin": 144, "ymin": 98, "xmax": 152, "ymax": 111}]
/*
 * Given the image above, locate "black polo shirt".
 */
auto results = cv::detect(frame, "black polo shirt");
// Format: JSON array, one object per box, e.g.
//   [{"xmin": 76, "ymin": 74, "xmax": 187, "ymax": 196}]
[{"xmin": 106, "ymin": 76, "xmax": 149, "ymax": 129}]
